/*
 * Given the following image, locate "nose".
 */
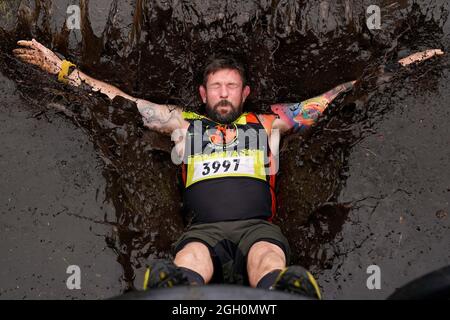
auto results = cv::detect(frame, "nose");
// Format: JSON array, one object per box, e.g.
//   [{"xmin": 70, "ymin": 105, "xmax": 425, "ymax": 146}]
[{"xmin": 219, "ymin": 85, "xmax": 229, "ymax": 99}]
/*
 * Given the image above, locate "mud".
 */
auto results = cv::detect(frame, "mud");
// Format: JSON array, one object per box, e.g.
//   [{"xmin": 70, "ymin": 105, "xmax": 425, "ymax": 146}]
[{"xmin": 0, "ymin": 0, "xmax": 449, "ymax": 299}]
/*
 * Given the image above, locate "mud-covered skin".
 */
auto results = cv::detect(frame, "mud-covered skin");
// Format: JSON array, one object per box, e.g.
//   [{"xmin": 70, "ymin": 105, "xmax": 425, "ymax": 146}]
[{"xmin": 0, "ymin": 0, "xmax": 449, "ymax": 299}]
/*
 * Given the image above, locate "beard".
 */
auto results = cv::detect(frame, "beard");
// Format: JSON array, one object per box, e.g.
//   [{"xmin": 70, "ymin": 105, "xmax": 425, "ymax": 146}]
[{"xmin": 205, "ymin": 99, "xmax": 243, "ymax": 124}]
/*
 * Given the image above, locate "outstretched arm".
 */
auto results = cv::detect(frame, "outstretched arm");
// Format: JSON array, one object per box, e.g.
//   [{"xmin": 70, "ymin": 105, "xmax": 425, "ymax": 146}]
[
  {"xmin": 271, "ymin": 81, "xmax": 355, "ymax": 135},
  {"xmin": 13, "ymin": 39, "xmax": 185, "ymax": 135},
  {"xmin": 272, "ymin": 49, "xmax": 444, "ymax": 136}
]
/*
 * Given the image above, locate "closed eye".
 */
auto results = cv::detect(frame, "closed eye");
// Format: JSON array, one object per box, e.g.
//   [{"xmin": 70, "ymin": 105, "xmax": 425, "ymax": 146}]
[{"xmin": 208, "ymin": 83, "xmax": 221, "ymax": 89}]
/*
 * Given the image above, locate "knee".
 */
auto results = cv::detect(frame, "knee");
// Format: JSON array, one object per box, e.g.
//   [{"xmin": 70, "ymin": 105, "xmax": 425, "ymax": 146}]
[
  {"xmin": 248, "ymin": 241, "xmax": 286, "ymax": 269},
  {"xmin": 247, "ymin": 241, "xmax": 286, "ymax": 287},
  {"xmin": 175, "ymin": 242, "xmax": 212, "ymax": 266},
  {"xmin": 174, "ymin": 242, "xmax": 214, "ymax": 283}
]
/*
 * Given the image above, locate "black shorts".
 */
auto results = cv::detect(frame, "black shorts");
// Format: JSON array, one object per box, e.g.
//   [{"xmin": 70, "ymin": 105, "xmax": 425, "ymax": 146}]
[{"xmin": 172, "ymin": 219, "xmax": 291, "ymax": 285}]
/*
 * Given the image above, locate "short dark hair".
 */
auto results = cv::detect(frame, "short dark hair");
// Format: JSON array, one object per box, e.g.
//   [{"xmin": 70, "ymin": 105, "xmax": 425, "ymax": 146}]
[{"xmin": 202, "ymin": 54, "xmax": 248, "ymax": 87}]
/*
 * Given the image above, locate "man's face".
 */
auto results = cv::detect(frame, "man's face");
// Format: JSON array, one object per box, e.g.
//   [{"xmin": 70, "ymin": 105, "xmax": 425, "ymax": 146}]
[{"xmin": 199, "ymin": 68, "xmax": 250, "ymax": 124}]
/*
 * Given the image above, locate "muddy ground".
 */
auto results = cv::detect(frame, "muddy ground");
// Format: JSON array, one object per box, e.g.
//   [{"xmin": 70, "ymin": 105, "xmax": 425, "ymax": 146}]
[{"xmin": 0, "ymin": 0, "xmax": 449, "ymax": 299}]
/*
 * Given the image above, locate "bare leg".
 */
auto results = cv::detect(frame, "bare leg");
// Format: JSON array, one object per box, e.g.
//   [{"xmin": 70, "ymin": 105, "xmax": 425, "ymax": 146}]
[
  {"xmin": 247, "ymin": 241, "xmax": 286, "ymax": 288},
  {"xmin": 174, "ymin": 241, "xmax": 214, "ymax": 284}
]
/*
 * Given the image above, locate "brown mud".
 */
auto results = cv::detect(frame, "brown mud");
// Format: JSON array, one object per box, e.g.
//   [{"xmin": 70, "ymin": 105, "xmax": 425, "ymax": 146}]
[{"xmin": 0, "ymin": 0, "xmax": 449, "ymax": 299}]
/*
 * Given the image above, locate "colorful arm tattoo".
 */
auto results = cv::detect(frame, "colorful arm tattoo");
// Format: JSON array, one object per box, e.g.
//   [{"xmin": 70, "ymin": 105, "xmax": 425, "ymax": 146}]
[{"xmin": 271, "ymin": 81, "xmax": 355, "ymax": 133}]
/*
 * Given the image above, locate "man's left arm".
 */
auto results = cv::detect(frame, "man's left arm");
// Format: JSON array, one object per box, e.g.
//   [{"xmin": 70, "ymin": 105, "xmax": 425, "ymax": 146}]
[
  {"xmin": 272, "ymin": 49, "xmax": 444, "ymax": 135},
  {"xmin": 271, "ymin": 81, "xmax": 355, "ymax": 135}
]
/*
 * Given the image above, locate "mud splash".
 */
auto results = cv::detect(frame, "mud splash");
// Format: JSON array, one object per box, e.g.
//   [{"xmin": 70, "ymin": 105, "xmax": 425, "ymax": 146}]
[{"xmin": 1, "ymin": 0, "xmax": 449, "ymax": 298}]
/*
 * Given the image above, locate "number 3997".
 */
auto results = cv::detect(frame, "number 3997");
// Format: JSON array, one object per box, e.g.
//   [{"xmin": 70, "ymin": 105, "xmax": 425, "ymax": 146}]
[{"xmin": 202, "ymin": 159, "xmax": 240, "ymax": 175}]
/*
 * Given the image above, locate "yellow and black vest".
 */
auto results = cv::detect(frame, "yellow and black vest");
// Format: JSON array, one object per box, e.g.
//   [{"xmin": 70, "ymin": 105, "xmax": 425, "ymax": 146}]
[{"xmin": 180, "ymin": 111, "xmax": 278, "ymax": 224}]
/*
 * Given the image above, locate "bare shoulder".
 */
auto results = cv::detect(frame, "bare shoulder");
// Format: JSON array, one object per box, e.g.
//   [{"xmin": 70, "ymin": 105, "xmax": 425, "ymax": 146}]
[{"xmin": 255, "ymin": 113, "xmax": 290, "ymax": 136}]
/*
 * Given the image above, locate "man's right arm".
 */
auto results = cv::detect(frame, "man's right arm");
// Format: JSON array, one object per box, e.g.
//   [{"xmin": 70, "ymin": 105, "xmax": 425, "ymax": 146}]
[
  {"xmin": 134, "ymin": 99, "xmax": 184, "ymax": 135},
  {"xmin": 13, "ymin": 39, "xmax": 185, "ymax": 135}
]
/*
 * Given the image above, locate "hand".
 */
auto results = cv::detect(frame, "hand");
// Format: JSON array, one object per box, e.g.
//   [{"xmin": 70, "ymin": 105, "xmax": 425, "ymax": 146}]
[
  {"xmin": 13, "ymin": 38, "xmax": 63, "ymax": 75},
  {"xmin": 398, "ymin": 49, "xmax": 444, "ymax": 66}
]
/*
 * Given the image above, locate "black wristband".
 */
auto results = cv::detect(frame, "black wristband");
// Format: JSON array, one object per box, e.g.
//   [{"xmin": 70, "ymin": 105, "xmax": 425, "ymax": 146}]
[{"xmin": 67, "ymin": 64, "xmax": 77, "ymax": 76}]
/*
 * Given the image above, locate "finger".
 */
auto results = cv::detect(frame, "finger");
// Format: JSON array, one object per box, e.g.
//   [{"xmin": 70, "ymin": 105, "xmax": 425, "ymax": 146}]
[
  {"xmin": 13, "ymin": 48, "xmax": 36, "ymax": 55},
  {"xmin": 15, "ymin": 54, "xmax": 42, "ymax": 65},
  {"xmin": 17, "ymin": 40, "xmax": 34, "ymax": 48},
  {"xmin": 15, "ymin": 53, "xmax": 36, "ymax": 61}
]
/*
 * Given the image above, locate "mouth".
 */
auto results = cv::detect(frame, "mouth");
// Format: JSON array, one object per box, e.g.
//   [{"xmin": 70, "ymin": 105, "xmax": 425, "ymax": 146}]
[{"xmin": 216, "ymin": 105, "xmax": 232, "ymax": 113}]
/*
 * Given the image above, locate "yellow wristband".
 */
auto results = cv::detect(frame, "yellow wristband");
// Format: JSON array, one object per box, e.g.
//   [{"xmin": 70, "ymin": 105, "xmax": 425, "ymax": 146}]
[{"xmin": 57, "ymin": 60, "xmax": 76, "ymax": 84}]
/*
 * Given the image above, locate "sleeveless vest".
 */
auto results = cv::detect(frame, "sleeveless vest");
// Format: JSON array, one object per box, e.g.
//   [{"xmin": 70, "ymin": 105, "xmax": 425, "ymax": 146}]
[{"xmin": 180, "ymin": 111, "xmax": 277, "ymax": 224}]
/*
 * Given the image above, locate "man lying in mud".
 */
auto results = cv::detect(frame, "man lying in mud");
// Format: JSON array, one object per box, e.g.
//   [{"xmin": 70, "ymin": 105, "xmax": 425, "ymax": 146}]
[{"xmin": 13, "ymin": 39, "xmax": 443, "ymax": 299}]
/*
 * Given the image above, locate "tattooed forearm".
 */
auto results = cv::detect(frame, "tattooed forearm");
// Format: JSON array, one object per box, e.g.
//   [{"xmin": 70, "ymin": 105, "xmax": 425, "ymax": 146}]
[
  {"xmin": 140, "ymin": 105, "xmax": 156, "ymax": 122},
  {"xmin": 137, "ymin": 101, "xmax": 182, "ymax": 135},
  {"xmin": 271, "ymin": 81, "xmax": 355, "ymax": 133},
  {"xmin": 139, "ymin": 104, "xmax": 175, "ymax": 124}
]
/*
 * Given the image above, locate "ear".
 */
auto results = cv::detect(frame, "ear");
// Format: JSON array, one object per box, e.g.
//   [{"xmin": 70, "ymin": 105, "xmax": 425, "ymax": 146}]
[
  {"xmin": 242, "ymin": 85, "xmax": 251, "ymax": 102},
  {"xmin": 199, "ymin": 85, "xmax": 207, "ymax": 103}
]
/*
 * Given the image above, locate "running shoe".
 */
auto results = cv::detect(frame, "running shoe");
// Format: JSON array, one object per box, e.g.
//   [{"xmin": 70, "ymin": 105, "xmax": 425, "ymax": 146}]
[
  {"xmin": 271, "ymin": 265, "xmax": 322, "ymax": 299},
  {"xmin": 143, "ymin": 259, "xmax": 190, "ymax": 290}
]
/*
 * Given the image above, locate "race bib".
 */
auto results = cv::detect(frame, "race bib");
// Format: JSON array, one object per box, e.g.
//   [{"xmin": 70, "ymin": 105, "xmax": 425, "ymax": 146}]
[{"xmin": 186, "ymin": 150, "xmax": 267, "ymax": 187}]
